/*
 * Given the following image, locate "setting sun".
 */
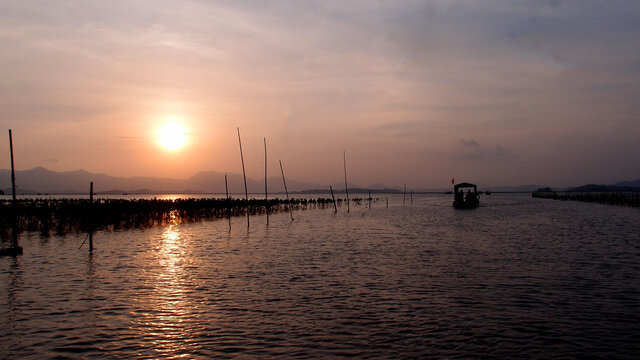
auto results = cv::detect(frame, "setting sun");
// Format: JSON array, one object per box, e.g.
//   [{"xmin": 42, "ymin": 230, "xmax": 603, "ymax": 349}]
[{"xmin": 157, "ymin": 122, "xmax": 188, "ymax": 151}]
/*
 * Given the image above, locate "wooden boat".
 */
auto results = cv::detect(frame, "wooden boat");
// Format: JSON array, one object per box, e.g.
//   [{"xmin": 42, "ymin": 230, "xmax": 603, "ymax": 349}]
[{"xmin": 453, "ymin": 182, "xmax": 480, "ymax": 209}]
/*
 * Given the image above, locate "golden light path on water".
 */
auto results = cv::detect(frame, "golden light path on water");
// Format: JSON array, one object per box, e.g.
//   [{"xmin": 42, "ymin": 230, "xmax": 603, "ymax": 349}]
[{"xmin": 137, "ymin": 211, "xmax": 203, "ymax": 358}]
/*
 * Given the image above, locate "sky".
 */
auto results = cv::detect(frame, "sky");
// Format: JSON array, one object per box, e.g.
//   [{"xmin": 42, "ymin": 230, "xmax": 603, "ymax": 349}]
[{"xmin": 1, "ymin": 0, "xmax": 639, "ymax": 188}]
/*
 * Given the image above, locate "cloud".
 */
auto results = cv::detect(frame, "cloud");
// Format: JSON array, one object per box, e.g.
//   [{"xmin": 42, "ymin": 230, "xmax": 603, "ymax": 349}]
[
  {"xmin": 461, "ymin": 139, "xmax": 480, "ymax": 148},
  {"xmin": 452, "ymin": 140, "xmax": 515, "ymax": 162}
]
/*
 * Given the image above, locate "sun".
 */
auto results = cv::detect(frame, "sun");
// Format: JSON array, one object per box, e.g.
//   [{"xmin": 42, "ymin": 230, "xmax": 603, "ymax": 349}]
[{"xmin": 157, "ymin": 122, "xmax": 188, "ymax": 151}]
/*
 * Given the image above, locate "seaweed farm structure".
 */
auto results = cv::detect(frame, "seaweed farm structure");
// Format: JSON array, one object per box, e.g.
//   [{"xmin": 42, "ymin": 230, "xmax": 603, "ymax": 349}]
[
  {"xmin": 532, "ymin": 190, "xmax": 640, "ymax": 207},
  {"xmin": 0, "ymin": 197, "xmax": 350, "ymax": 237}
]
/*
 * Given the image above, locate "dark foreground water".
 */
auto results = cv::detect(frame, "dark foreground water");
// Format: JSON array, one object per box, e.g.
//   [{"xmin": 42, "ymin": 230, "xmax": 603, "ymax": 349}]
[{"xmin": 1, "ymin": 194, "xmax": 639, "ymax": 358}]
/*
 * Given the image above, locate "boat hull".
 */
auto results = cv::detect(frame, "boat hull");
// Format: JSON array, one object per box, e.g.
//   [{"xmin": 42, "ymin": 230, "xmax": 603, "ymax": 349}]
[{"xmin": 453, "ymin": 200, "xmax": 479, "ymax": 209}]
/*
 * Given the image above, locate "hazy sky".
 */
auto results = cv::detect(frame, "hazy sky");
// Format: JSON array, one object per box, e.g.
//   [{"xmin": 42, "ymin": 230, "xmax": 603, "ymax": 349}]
[{"xmin": 1, "ymin": 0, "xmax": 639, "ymax": 188}]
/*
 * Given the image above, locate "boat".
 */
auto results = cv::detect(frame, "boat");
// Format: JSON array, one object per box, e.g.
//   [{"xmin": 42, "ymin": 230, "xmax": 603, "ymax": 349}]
[{"xmin": 453, "ymin": 182, "xmax": 480, "ymax": 209}]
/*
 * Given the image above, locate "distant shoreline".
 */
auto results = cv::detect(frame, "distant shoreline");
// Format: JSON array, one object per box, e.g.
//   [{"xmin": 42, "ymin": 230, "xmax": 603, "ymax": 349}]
[{"xmin": 0, "ymin": 190, "xmax": 538, "ymax": 197}]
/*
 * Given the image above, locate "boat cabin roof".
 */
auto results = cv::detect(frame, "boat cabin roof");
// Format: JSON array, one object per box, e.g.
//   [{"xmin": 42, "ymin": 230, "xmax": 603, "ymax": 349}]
[{"xmin": 454, "ymin": 182, "xmax": 477, "ymax": 191}]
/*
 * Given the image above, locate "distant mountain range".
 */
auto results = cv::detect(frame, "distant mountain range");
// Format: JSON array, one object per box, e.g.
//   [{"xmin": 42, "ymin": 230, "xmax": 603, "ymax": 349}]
[
  {"xmin": 535, "ymin": 180, "xmax": 640, "ymax": 192},
  {"xmin": 0, "ymin": 167, "xmax": 325, "ymax": 195},
  {"xmin": 568, "ymin": 180, "xmax": 640, "ymax": 192},
  {"xmin": 0, "ymin": 167, "xmax": 404, "ymax": 195},
  {"xmin": 0, "ymin": 167, "xmax": 638, "ymax": 195}
]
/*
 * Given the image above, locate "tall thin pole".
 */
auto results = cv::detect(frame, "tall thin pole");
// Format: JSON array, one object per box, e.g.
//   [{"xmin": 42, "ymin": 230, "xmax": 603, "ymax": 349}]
[
  {"xmin": 264, "ymin": 137, "xmax": 269, "ymax": 225},
  {"xmin": 9, "ymin": 129, "xmax": 16, "ymax": 201},
  {"xmin": 279, "ymin": 160, "xmax": 294, "ymax": 221},
  {"xmin": 237, "ymin": 127, "xmax": 249, "ymax": 229},
  {"xmin": 225, "ymin": 174, "xmax": 231, "ymax": 232},
  {"xmin": 368, "ymin": 189, "xmax": 371, "ymax": 209},
  {"xmin": 343, "ymin": 150, "xmax": 349, "ymax": 213},
  {"xmin": 330, "ymin": 185, "xmax": 338, "ymax": 213},
  {"xmin": 6, "ymin": 129, "xmax": 21, "ymax": 253},
  {"xmin": 89, "ymin": 181, "xmax": 94, "ymax": 252},
  {"xmin": 410, "ymin": 190, "xmax": 413, "ymax": 205},
  {"xmin": 403, "ymin": 184, "xmax": 406, "ymax": 206}
]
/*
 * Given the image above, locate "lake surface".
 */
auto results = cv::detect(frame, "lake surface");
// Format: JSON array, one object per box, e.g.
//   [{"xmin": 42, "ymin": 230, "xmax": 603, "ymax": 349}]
[{"xmin": 1, "ymin": 194, "xmax": 639, "ymax": 358}]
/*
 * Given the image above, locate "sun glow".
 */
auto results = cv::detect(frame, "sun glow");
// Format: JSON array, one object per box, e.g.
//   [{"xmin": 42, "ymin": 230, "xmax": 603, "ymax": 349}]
[{"xmin": 157, "ymin": 122, "xmax": 188, "ymax": 150}]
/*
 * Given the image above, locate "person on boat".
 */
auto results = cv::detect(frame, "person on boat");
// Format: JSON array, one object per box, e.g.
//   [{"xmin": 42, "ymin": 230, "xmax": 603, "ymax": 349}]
[
  {"xmin": 465, "ymin": 189, "xmax": 472, "ymax": 203},
  {"xmin": 455, "ymin": 189, "xmax": 464, "ymax": 203}
]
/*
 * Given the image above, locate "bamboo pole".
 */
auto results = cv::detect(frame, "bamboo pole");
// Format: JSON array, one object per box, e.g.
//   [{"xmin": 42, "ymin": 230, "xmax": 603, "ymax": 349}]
[
  {"xmin": 9, "ymin": 129, "xmax": 16, "ymax": 202},
  {"xmin": 7, "ymin": 129, "xmax": 21, "ymax": 254},
  {"xmin": 330, "ymin": 185, "xmax": 338, "ymax": 213},
  {"xmin": 225, "ymin": 174, "xmax": 231, "ymax": 231},
  {"xmin": 403, "ymin": 184, "xmax": 406, "ymax": 206},
  {"xmin": 264, "ymin": 137, "xmax": 269, "ymax": 225},
  {"xmin": 89, "ymin": 181, "xmax": 93, "ymax": 252},
  {"xmin": 237, "ymin": 127, "xmax": 249, "ymax": 229},
  {"xmin": 343, "ymin": 150, "xmax": 349, "ymax": 213},
  {"xmin": 279, "ymin": 160, "xmax": 294, "ymax": 221}
]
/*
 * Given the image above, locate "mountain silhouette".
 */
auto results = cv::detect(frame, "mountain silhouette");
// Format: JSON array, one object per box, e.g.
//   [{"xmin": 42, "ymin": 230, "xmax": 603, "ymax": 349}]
[{"xmin": 0, "ymin": 167, "xmax": 326, "ymax": 194}]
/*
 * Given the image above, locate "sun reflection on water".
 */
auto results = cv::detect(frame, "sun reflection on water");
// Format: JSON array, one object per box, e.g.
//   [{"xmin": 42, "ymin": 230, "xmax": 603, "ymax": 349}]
[
  {"xmin": 158, "ymin": 195, "xmax": 184, "ymax": 202},
  {"xmin": 135, "ymin": 219, "xmax": 204, "ymax": 357}
]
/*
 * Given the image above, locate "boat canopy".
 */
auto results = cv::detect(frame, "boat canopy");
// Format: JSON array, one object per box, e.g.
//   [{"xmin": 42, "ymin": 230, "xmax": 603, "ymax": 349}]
[{"xmin": 454, "ymin": 183, "xmax": 477, "ymax": 192}]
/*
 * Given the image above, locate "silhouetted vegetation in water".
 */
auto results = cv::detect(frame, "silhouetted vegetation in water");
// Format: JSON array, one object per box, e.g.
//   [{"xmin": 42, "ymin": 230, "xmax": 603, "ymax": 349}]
[
  {"xmin": 532, "ymin": 191, "xmax": 640, "ymax": 207},
  {"xmin": 0, "ymin": 197, "xmax": 352, "ymax": 238}
]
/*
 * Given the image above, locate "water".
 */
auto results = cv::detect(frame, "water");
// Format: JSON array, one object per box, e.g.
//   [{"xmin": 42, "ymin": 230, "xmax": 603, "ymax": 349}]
[{"xmin": 1, "ymin": 194, "xmax": 639, "ymax": 358}]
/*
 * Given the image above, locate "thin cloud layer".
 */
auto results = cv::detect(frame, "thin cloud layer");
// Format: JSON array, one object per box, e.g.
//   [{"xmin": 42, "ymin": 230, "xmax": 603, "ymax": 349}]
[
  {"xmin": 0, "ymin": 1, "xmax": 638, "ymax": 187},
  {"xmin": 453, "ymin": 140, "xmax": 516, "ymax": 162}
]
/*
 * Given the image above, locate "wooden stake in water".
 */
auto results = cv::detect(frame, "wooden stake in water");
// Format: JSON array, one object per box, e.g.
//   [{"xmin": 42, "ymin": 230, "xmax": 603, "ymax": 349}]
[
  {"xmin": 89, "ymin": 181, "xmax": 94, "ymax": 252},
  {"xmin": 264, "ymin": 137, "xmax": 269, "ymax": 226},
  {"xmin": 403, "ymin": 184, "xmax": 406, "ymax": 206},
  {"xmin": 237, "ymin": 127, "xmax": 249, "ymax": 229},
  {"xmin": 410, "ymin": 190, "xmax": 413, "ymax": 205},
  {"xmin": 9, "ymin": 129, "xmax": 16, "ymax": 202},
  {"xmin": 343, "ymin": 150, "xmax": 350, "ymax": 213},
  {"xmin": 368, "ymin": 189, "xmax": 371, "ymax": 209},
  {"xmin": 279, "ymin": 160, "xmax": 294, "ymax": 221},
  {"xmin": 330, "ymin": 185, "xmax": 338, "ymax": 213},
  {"xmin": 5, "ymin": 130, "xmax": 21, "ymax": 255},
  {"xmin": 225, "ymin": 174, "xmax": 231, "ymax": 231},
  {"xmin": 386, "ymin": 197, "xmax": 388, "ymax": 208}
]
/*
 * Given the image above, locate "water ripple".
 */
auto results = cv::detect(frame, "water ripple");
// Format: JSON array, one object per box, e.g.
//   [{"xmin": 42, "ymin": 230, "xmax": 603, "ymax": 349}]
[{"xmin": 1, "ymin": 194, "xmax": 639, "ymax": 358}]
